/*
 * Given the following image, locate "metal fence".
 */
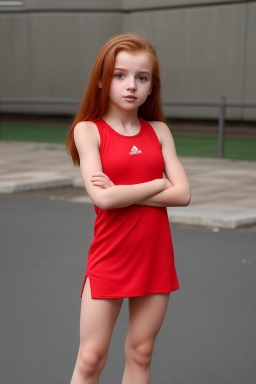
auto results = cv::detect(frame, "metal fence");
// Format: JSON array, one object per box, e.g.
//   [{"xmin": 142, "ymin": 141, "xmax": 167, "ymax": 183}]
[
  {"xmin": 163, "ymin": 97, "xmax": 256, "ymax": 158},
  {"xmin": 0, "ymin": 96, "xmax": 256, "ymax": 158}
]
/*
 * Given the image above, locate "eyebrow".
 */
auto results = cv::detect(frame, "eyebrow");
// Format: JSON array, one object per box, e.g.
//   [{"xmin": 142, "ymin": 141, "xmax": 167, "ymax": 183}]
[{"xmin": 113, "ymin": 67, "xmax": 151, "ymax": 76}]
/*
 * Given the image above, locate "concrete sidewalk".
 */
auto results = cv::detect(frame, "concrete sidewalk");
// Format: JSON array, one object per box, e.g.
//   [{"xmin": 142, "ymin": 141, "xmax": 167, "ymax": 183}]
[{"xmin": 0, "ymin": 141, "xmax": 256, "ymax": 229}]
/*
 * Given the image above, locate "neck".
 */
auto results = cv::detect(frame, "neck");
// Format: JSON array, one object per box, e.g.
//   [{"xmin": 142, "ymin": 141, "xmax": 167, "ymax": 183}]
[{"xmin": 102, "ymin": 105, "xmax": 140, "ymax": 129}]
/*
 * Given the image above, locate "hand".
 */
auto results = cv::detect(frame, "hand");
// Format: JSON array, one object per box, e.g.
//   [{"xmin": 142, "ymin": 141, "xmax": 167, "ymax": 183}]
[{"xmin": 91, "ymin": 172, "xmax": 115, "ymax": 189}]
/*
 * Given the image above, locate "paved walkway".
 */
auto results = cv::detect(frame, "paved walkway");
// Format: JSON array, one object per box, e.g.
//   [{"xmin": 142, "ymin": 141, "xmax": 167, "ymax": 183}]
[{"xmin": 1, "ymin": 141, "xmax": 256, "ymax": 229}]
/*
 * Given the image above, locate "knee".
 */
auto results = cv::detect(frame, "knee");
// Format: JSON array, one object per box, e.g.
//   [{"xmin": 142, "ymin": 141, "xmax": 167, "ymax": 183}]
[
  {"xmin": 125, "ymin": 340, "xmax": 154, "ymax": 369},
  {"xmin": 77, "ymin": 347, "xmax": 106, "ymax": 378}
]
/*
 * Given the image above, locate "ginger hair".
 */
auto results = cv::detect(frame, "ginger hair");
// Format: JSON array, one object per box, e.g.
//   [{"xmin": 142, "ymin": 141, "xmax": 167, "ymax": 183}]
[{"xmin": 66, "ymin": 33, "xmax": 166, "ymax": 165}]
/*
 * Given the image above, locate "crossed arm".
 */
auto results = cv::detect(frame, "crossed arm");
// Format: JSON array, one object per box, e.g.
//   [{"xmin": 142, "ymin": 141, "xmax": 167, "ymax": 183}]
[{"xmin": 74, "ymin": 120, "xmax": 191, "ymax": 210}]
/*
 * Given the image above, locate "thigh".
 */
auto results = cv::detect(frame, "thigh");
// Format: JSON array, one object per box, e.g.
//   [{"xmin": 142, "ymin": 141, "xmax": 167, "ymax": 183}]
[
  {"xmin": 126, "ymin": 293, "xmax": 170, "ymax": 345},
  {"xmin": 79, "ymin": 277, "xmax": 123, "ymax": 352}
]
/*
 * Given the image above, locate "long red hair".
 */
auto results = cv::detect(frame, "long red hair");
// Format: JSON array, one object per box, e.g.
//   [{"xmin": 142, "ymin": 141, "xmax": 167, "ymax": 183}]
[{"xmin": 66, "ymin": 33, "xmax": 167, "ymax": 165}]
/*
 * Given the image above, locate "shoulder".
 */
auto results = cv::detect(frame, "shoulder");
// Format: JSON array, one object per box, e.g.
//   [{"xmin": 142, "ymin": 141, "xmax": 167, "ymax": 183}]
[
  {"xmin": 148, "ymin": 120, "xmax": 173, "ymax": 146},
  {"xmin": 74, "ymin": 120, "xmax": 100, "ymax": 147},
  {"xmin": 74, "ymin": 120, "xmax": 99, "ymax": 136}
]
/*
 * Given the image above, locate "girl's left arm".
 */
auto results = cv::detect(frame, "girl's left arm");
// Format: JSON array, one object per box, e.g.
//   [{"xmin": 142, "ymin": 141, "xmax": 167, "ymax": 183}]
[{"xmin": 137, "ymin": 121, "xmax": 191, "ymax": 207}]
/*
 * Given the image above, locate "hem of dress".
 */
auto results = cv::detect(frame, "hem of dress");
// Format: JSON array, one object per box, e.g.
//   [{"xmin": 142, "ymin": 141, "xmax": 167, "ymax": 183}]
[
  {"xmin": 80, "ymin": 273, "xmax": 179, "ymax": 299},
  {"xmin": 80, "ymin": 273, "xmax": 88, "ymax": 298},
  {"xmin": 85, "ymin": 286, "xmax": 180, "ymax": 299}
]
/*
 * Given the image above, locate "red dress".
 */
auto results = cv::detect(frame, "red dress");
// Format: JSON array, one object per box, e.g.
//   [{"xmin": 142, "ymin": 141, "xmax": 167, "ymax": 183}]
[{"xmin": 80, "ymin": 117, "xmax": 179, "ymax": 298}]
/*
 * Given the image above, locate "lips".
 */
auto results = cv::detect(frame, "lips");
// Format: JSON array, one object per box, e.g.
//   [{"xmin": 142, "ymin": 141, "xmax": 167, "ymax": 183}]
[{"xmin": 124, "ymin": 95, "xmax": 137, "ymax": 100}]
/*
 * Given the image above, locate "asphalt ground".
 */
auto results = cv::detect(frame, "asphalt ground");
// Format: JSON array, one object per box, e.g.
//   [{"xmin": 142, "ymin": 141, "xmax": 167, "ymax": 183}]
[{"xmin": 1, "ymin": 193, "xmax": 256, "ymax": 384}]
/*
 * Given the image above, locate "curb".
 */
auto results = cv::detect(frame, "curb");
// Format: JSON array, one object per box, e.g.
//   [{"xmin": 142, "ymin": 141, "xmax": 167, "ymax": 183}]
[
  {"xmin": 72, "ymin": 177, "xmax": 84, "ymax": 188},
  {"xmin": 0, "ymin": 176, "xmax": 74, "ymax": 193},
  {"xmin": 167, "ymin": 207, "xmax": 256, "ymax": 229},
  {"xmin": 1, "ymin": 176, "xmax": 255, "ymax": 230}
]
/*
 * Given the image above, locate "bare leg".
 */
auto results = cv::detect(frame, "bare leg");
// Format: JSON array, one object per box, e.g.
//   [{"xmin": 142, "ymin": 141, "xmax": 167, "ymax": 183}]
[
  {"xmin": 122, "ymin": 293, "xmax": 170, "ymax": 384},
  {"xmin": 70, "ymin": 277, "xmax": 123, "ymax": 384}
]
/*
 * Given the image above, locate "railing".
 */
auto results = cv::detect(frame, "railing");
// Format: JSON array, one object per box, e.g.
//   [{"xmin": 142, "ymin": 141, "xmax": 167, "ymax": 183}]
[
  {"xmin": 0, "ymin": 96, "xmax": 256, "ymax": 158},
  {"xmin": 163, "ymin": 97, "xmax": 256, "ymax": 158}
]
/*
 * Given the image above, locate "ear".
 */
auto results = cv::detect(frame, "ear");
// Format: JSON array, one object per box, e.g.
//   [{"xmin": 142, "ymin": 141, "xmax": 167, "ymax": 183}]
[
  {"xmin": 98, "ymin": 80, "xmax": 102, "ymax": 89},
  {"xmin": 148, "ymin": 86, "xmax": 153, "ymax": 96}
]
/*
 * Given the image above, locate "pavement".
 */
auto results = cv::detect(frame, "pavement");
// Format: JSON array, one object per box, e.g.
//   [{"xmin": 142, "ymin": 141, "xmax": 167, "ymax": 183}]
[
  {"xmin": 1, "ymin": 197, "xmax": 256, "ymax": 384},
  {"xmin": 0, "ymin": 140, "xmax": 256, "ymax": 229}
]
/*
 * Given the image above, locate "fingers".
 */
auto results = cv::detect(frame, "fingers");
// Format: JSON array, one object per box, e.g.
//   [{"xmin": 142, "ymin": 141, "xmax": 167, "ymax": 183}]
[
  {"xmin": 91, "ymin": 178, "xmax": 108, "ymax": 187},
  {"xmin": 92, "ymin": 172, "xmax": 108, "ymax": 177},
  {"xmin": 91, "ymin": 174, "xmax": 109, "ymax": 183},
  {"xmin": 91, "ymin": 172, "xmax": 111, "ymax": 189},
  {"xmin": 92, "ymin": 172, "xmax": 109, "ymax": 180}
]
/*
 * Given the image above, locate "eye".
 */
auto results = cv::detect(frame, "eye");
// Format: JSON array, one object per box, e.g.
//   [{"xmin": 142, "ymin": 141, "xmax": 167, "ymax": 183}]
[
  {"xmin": 138, "ymin": 75, "xmax": 148, "ymax": 82},
  {"xmin": 114, "ymin": 73, "xmax": 125, "ymax": 79}
]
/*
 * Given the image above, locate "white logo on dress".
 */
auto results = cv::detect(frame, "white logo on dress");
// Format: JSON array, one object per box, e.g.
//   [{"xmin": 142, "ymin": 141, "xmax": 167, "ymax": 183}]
[{"xmin": 129, "ymin": 145, "xmax": 142, "ymax": 155}]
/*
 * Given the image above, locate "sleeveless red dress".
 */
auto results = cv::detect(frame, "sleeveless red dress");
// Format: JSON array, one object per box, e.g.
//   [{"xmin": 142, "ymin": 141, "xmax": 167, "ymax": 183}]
[{"xmin": 80, "ymin": 117, "xmax": 179, "ymax": 298}]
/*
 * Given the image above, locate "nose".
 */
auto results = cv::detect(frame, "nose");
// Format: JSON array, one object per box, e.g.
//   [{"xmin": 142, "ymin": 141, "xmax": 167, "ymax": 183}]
[{"xmin": 126, "ymin": 76, "xmax": 136, "ymax": 91}]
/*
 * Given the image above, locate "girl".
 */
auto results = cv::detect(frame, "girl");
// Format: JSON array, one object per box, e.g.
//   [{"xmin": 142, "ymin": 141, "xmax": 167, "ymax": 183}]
[{"xmin": 66, "ymin": 33, "xmax": 190, "ymax": 384}]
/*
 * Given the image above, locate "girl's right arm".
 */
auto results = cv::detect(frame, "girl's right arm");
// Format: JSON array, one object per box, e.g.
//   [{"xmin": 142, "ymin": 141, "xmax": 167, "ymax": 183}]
[{"xmin": 74, "ymin": 122, "xmax": 166, "ymax": 210}]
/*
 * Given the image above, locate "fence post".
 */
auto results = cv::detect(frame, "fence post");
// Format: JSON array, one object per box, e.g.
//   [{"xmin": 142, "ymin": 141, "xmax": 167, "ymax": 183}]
[{"xmin": 218, "ymin": 96, "xmax": 226, "ymax": 158}]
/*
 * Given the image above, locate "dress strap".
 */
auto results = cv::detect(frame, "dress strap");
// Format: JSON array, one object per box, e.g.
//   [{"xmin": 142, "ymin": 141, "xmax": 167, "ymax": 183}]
[
  {"xmin": 139, "ymin": 118, "xmax": 162, "ymax": 150},
  {"xmin": 91, "ymin": 118, "xmax": 106, "ymax": 154}
]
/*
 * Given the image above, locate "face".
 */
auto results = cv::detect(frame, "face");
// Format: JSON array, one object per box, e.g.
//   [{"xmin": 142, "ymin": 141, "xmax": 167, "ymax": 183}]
[{"xmin": 106, "ymin": 50, "xmax": 153, "ymax": 113}]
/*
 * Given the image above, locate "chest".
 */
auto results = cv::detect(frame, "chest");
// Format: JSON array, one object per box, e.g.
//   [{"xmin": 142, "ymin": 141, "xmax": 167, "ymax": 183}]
[{"xmin": 99, "ymin": 132, "xmax": 165, "ymax": 184}]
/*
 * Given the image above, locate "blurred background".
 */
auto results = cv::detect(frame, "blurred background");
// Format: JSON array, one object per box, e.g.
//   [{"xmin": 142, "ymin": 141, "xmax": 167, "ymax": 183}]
[
  {"xmin": 1, "ymin": 3, "xmax": 256, "ymax": 384},
  {"xmin": 1, "ymin": 0, "xmax": 256, "ymax": 159}
]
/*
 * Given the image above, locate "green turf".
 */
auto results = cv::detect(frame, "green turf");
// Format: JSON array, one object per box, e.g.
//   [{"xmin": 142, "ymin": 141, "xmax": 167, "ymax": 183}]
[
  {"xmin": 173, "ymin": 136, "xmax": 256, "ymax": 161},
  {"xmin": 0, "ymin": 125, "xmax": 68, "ymax": 143},
  {"xmin": 0, "ymin": 125, "xmax": 255, "ymax": 160}
]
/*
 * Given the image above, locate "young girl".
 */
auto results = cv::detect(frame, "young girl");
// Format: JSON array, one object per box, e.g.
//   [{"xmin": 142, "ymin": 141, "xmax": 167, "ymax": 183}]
[{"xmin": 66, "ymin": 33, "xmax": 190, "ymax": 384}]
